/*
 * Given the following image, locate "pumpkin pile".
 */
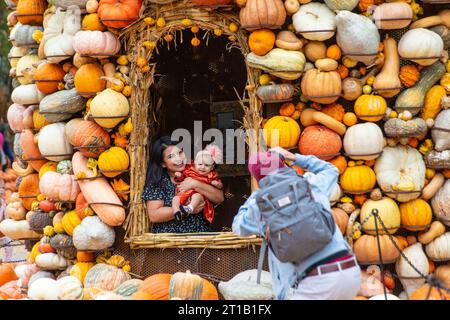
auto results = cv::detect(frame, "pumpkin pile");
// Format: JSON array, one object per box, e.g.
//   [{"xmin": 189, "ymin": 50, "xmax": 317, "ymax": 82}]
[
  {"xmin": 246, "ymin": 0, "xmax": 450, "ymax": 300},
  {"xmin": 1, "ymin": 0, "xmax": 140, "ymax": 298}
]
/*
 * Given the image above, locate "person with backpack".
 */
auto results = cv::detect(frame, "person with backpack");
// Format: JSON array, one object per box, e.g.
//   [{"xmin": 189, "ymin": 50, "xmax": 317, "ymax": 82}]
[{"xmin": 232, "ymin": 147, "xmax": 361, "ymax": 300}]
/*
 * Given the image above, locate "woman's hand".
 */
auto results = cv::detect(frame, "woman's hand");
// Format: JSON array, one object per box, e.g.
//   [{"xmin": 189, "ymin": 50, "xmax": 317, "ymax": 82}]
[
  {"xmin": 269, "ymin": 147, "xmax": 297, "ymax": 161},
  {"xmin": 178, "ymin": 177, "xmax": 198, "ymax": 193}
]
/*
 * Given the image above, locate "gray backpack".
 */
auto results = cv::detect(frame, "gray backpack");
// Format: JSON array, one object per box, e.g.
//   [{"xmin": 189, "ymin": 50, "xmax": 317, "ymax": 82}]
[{"xmin": 255, "ymin": 167, "xmax": 336, "ymax": 283}]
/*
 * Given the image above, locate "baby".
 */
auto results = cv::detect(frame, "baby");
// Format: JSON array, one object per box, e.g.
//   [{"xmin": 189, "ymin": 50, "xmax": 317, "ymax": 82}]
[{"xmin": 172, "ymin": 144, "xmax": 223, "ymax": 223}]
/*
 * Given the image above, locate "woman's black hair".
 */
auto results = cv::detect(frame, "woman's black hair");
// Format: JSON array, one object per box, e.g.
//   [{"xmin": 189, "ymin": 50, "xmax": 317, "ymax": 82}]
[{"xmin": 146, "ymin": 136, "xmax": 179, "ymax": 186}]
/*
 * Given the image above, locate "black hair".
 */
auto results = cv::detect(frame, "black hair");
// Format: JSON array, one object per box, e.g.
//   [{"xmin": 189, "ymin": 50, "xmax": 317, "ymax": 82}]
[{"xmin": 146, "ymin": 136, "xmax": 179, "ymax": 186}]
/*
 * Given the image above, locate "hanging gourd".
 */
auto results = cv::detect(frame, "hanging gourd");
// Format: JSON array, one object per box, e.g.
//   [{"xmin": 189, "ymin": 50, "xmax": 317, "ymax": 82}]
[
  {"xmin": 65, "ymin": 119, "xmax": 110, "ymax": 158},
  {"xmin": 38, "ymin": 123, "xmax": 73, "ymax": 162},
  {"xmin": 39, "ymin": 88, "xmax": 87, "ymax": 123},
  {"xmin": 371, "ymin": 2, "xmax": 413, "ymax": 30},
  {"xmin": 39, "ymin": 171, "xmax": 80, "ymax": 202},
  {"xmin": 89, "ymin": 89, "xmax": 129, "ymax": 129},
  {"xmin": 12, "ymin": 84, "xmax": 45, "ymax": 105},
  {"xmin": 73, "ymin": 31, "xmax": 121, "ymax": 58},
  {"xmin": 33, "ymin": 63, "xmax": 66, "ymax": 94},
  {"xmin": 373, "ymin": 36, "xmax": 401, "ymax": 98},
  {"xmin": 74, "ymin": 63, "xmax": 106, "ymax": 97},
  {"xmin": 97, "ymin": 0, "xmax": 142, "ymax": 29}
]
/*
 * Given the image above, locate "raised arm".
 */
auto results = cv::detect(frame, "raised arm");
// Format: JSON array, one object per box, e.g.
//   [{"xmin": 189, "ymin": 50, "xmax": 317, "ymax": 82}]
[{"xmin": 232, "ymin": 193, "xmax": 263, "ymax": 237}]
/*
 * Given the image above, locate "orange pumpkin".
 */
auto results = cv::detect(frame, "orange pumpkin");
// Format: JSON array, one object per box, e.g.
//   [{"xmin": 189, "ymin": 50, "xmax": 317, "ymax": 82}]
[
  {"xmin": 337, "ymin": 65, "xmax": 349, "ymax": 79},
  {"xmin": 33, "ymin": 63, "xmax": 66, "ymax": 94},
  {"xmin": 139, "ymin": 273, "xmax": 172, "ymax": 300},
  {"xmin": 16, "ymin": 0, "xmax": 46, "ymax": 25},
  {"xmin": 399, "ymin": 64, "xmax": 420, "ymax": 88},
  {"xmin": 410, "ymin": 285, "xmax": 450, "ymax": 300},
  {"xmin": 326, "ymin": 45, "xmax": 342, "ymax": 60},
  {"xmin": 97, "ymin": 0, "xmax": 142, "ymax": 29},
  {"xmin": 77, "ymin": 251, "xmax": 94, "ymax": 262},
  {"xmin": 329, "ymin": 156, "xmax": 347, "ymax": 175},
  {"xmin": 74, "ymin": 64, "xmax": 106, "ymax": 97},
  {"xmin": 332, "ymin": 208, "xmax": 348, "ymax": 234},
  {"xmin": 298, "ymin": 125, "xmax": 342, "ymax": 160},
  {"xmin": 18, "ymin": 174, "xmax": 40, "ymax": 211},
  {"xmin": 20, "ymin": 129, "xmax": 47, "ymax": 171},
  {"xmin": 0, "ymin": 264, "xmax": 18, "ymax": 287},
  {"xmin": 65, "ymin": 119, "xmax": 110, "ymax": 158},
  {"xmin": 248, "ymin": 29, "xmax": 276, "ymax": 56},
  {"xmin": 354, "ymin": 235, "xmax": 400, "ymax": 264},
  {"xmin": 75, "ymin": 193, "xmax": 92, "ymax": 220},
  {"xmin": 0, "ymin": 280, "xmax": 24, "ymax": 300},
  {"xmin": 321, "ymin": 103, "xmax": 345, "ymax": 122},
  {"xmin": 200, "ymin": 279, "xmax": 219, "ymax": 300},
  {"xmin": 279, "ymin": 103, "xmax": 295, "ymax": 117},
  {"xmin": 301, "ymin": 68, "xmax": 342, "ymax": 104}
]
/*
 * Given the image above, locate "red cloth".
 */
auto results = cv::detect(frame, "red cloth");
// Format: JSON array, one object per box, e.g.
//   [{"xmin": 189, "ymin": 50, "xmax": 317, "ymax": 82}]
[{"xmin": 175, "ymin": 163, "xmax": 220, "ymax": 223}]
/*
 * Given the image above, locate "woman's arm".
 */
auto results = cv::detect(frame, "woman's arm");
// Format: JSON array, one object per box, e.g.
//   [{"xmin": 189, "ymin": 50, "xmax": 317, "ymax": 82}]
[
  {"xmin": 146, "ymin": 200, "xmax": 175, "ymax": 223},
  {"xmin": 178, "ymin": 178, "xmax": 224, "ymax": 204}
]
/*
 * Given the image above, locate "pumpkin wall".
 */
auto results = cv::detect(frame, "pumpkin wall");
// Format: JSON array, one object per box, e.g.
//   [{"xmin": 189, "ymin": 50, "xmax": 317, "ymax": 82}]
[{"xmin": 1, "ymin": 0, "xmax": 450, "ymax": 301}]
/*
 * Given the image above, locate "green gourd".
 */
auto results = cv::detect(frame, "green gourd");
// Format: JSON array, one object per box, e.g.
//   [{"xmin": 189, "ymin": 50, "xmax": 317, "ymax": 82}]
[{"xmin": 395, "ymin": 62, "xmax": 446, "ymax": 116}]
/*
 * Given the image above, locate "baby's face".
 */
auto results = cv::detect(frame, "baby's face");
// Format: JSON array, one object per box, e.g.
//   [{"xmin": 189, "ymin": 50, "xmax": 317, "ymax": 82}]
[{"xmin": 194, "ymin": 154, "xmax": 214, "ymax": 175}]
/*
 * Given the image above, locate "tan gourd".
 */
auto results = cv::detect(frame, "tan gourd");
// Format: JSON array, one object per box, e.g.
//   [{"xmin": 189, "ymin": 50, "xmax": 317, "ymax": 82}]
[
  {"xmin": 373, "ymin": 36, "xmax": 401, "ymax": 98},
  {"xmin": 303, "ymin": 41, "xmax": 327, "ymax": 62},
  {"xmin": 410, "ymin": 9, "xmax": 450, "ymax": 29},
  {"xmin": 418, "ymin": 221, "xmax": 446, "ymax": 245},
  {"xmin": 103, "ymin": 63, "xmax": 116, "ymax": 89},
  {"xmin": 315, "ymin": 58, "xmax": 338, "ymax": 72},
  {"xmin": 342, "ymin": 66, "xmax": 380, "ymax": 101},
  {"xmin": 300, "ymin": 109, "xmax": 346, "ymax": 136},
  {"xmin": 421, "ymin": 173, "xmax": 445, "ymax": 201}
]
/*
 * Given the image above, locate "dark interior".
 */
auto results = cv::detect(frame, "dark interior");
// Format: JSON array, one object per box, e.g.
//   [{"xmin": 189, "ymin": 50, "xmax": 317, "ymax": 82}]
[{"xmin": 150, "ymin": 29, "xmax": 251, "ymax": 231}]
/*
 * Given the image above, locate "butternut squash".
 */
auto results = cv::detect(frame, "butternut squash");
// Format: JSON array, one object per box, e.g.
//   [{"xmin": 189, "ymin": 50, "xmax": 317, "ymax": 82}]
[
  {"xmin": 71, "ymin": 151, "xmax": 125, "ymax": 227},
  {"xmin": 373, "ymin": 36, "xmax": 401, "ymax": 98},
  {"xmin": 421, "ymin": 85, "xmax": 446, "ymax": 121},
  {"xmin": 395, "ymin": 62, "xmax": 446, "ymax": 116},
  {"xmin": 410, "ymin": 9, "xmax": 450, "ymax": 29},
  {"xmin": 418, "ymin": 221, "xmax": 446, "ymax": 245},
  {"xmin": 422, "ymin": 173, "xmax": 445, "ymax": 201},
  {"xmin": 300, "ymin": 108, "xmax": 346, "ymax": 136}
]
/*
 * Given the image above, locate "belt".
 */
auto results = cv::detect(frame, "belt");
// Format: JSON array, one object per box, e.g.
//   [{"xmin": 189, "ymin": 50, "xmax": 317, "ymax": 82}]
[{"xmin": 307, "ymin": 257, "xmax": 357, "ymax": 277}]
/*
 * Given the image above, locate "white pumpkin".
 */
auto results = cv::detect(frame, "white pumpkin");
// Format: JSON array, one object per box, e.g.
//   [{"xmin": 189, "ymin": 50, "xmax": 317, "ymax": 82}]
[
  {"xmin": 72, "ymin": 215, "xmax": 115, "ymax": 251},
  {"xmin": 7, "ymin": 103, "xmax": 26, "ymax": 132},
  {"xmin": 218, "ymin": 269, "xmax": 274, "ymax": 300},
  {"xmin": 425, "ymin": 232, "xmax": 450, "ymax": 261},
  {"xmin": 324, "ymin": 0, "xmax": 358, "ymax": 11},
  {"xmin": 43, "ymin": 6, "xmax": 81, "ymax": 63},
  {"xmin": 28, "ymin": 278, "xmax": 60, "ymax": 300},
  {"xmin": 374, "ymin": 146, "xmax": 425, "ymax": 202},
  {"xmin": 11, "ymin": 84, "xmax": 46, "ymax": 105},
  {"xmin": 38, "ymin": 123, "xmax": 73, "ymax": 161},
  {"xmin": 372, "ymin": 2, "xmax": 413, "ymax": 30},
  {"xmin": 56, "ymin": 276, "xmax": 84, "ymax": 300},
  {"xmin": 8, "ymin": 46, "xmax": 29, "ymax": 68},
  {"xmin": 398, "ymin": 28, "xmax": 444, "ymax": 66},
  {"xmin": 344, "ymin": 123, "xmax": 384, "ymax": 160},
  {"xmin": 329, "ymin": 183, "xmax": 343, "ymax": 206},
  {"xmin": 14, "ymin": 264, "xmax": 40, "ymax": 289},
  {"xmin": 16, "ymin": 54, "xmax": 40, "ymax": 85},
  {"xmin": 336, "ymin": 10, "xmax": 380, "ymax": 65},
  {"xmin": 369, "ymin": 294, "xmax": 400, "ymax": 300},
  {"xmin": 432, "ymin": 179, "xmax": 450, "ymax": 226},
  {"xmin": 292, "ymin": 3, "xmax": 336, "ymax": 41},
  {"xmin": 395, "ymin": 243, "xmax": 429, "ymax": 297},
  {"xmin": 35, "ymin": 253, "xmax": 69, "ymax": 270},
  {"xmin": 28, "ymin": 271, "xmax": 56, "ymax": 288},
  {"xmin": 432, "ymin": 109, "xmax": 450, "ymax": 152},
  {"xmin": 0, "ymin": 219, "xmax": 40, "ymax": 240}
]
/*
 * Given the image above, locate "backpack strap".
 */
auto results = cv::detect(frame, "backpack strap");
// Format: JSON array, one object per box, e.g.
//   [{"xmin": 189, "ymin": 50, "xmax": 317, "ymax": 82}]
[{"xmin": 256, "ymin": 237, "xmax": 267, "ymax": 285}]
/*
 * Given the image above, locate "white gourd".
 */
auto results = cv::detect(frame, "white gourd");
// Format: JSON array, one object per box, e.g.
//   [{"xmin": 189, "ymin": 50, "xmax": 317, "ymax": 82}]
[
  {"xmin": 432, "ymin": 180, "xmax": 450, "ymax": 226},
  {"xmin": 0, "ymin": 219, "xmax": 40, "ymax": 240},
  {"xmin": 56, "ymin": 276, "xmax": 84, "ymax": 300},
  {"xmin": 38, "ymin": 123, "xmax": 73, "ymax": 162},
  {"xmin": 28, "ymin": 271, "xmax": 55, "ymax": 288},
  {"xmin": 398, "ymin": 28, "xmax": 444, "ymax": 66},
  {"xmin": 28, "ymin": 278, "xmax": 60, "ymax": 300},
  {"xmin": 395, "ymin": 243, "xmax": 429, "ymax": 297},
  {"xmin": 344, "ymin": 123, "xmax": 384, "ymax": 160},
  {"xmin": 336, "ymin": 10, "xmax": 380, "ymax": 65},
  {"xmin": 329, "ymin": 183, "xmax": 343, "ymax": 206},
  {"xmin": 35, "ymin": 253, "xmax": 69, "ymax": 270},
  {"xmin": 374, "ymin": 146, "xmax": 426, "ymax": 202},
  {"xmin": 292, "ymin": 3, "xmax": 336, "ymax": 41},
  {"xmin": 52, "ymin": 0, "xmax": 88, "ymax": 9},
  {"xmin": 44, "ymin": 6, "xmax": 81, "ymax": 63},
  {"xmin": 432, "ymin": 109, "xmax": 450, "ymax": 152},
  {"xmin": 369, "ymin": 294, "xmax": 400, "ymax": 300},
  {"xmin": 218, "ymin": 269, "xmax": 274, "ymax": 300},
  {"xmin": 425, "ymin": 232, "xmax": 450, "ymax": 261},
  {"xmin": 11, "ymin": 84, "xmax": 45, "ymax": 105},
  {"xmin": 72, "ymin": 216, "xmax": 115, "ymax": 251},
  {"xmin": 324, "ymin": 0, "xmax": 359, "ymax": 11}
]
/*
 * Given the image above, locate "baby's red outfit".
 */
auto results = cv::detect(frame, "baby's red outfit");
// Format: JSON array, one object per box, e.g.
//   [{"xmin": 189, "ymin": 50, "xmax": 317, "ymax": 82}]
[{"xmin": 174, "ymin": 163, "xmax": 221, "ymax": 223}]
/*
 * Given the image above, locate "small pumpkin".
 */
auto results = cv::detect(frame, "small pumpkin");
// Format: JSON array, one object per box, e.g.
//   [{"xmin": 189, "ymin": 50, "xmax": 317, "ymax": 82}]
[
  {"xmin": 97, "ymin": 0, "xmax": 142, "ymax": 29},
  {"xmin": 399, "ymin": 65, "xmax": 420, "ymax": 88},
  {"xmin": 74, "ymin": 63, "xmax": 106, "ymax": 97},
  {"xmin": 98, "ymin": 147, "xmax": 129, "ymax": 178},
  {"xmin": 360, "ymin": 197, "xmax": 401, "ymax": 235},
  {"xmin": 256, "ymin": 83, "xmax": 294, "ymax": 102},
  {"xmin": 340, "ymin": 165, "xmax": 376, "ymax": 194},
  {"xmin": 298, "ymin": 125, "xmax": 342, "ymax": 160},
  {"xmin": 400, "ymin": 199, "xmax": 432, "ymax": 231},
  {"xmin": 354, "ymin": 94, "xmax": 387, "ymax": 122},
  {"xmin": 239, "ymin": 0, "xmax": 286, "ymax": 31},
  {"xmin": 84, "ymin": 263, "xmax": 131, "ymax": 291},
  {"xmin": 138, "ymin": 273, "xmax": 172, "ymax": 300},
  {"xmin": 301, "ymin": 68, "xmax": 342, "ymax": 104},
  {"xmin": 33, "ymin": 63, "xmax": 65, "ymax": 94},
  {"xmin": 263, "ymin": 116, "xmax": 301, "ymax": 149},
  {"xmin": 248, "ymin": 29, "xmax": 275, "ymax": 56},
  {"xmin": 89, "ymin": 89, "xmax": 129, "ymax": 129},
  {"xmin": 331, "ymin": 208, "xmax": 348, "ymax": 234},
  {"xmin": 354, "ymin": 235, "xmax": 401, "ymax": 265},
  {"xmin": 169, "ymin": 271, "xmax": 204, "ymax": 300}
]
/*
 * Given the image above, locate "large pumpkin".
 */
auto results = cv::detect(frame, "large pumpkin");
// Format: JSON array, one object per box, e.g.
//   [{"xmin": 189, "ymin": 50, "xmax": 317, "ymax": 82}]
[
  {"xmin": 84, "ymin": 263, "xmax": 131, "ymax": 291},
  {"xmin": 16, "ymin": 0, "xmax": 47, "ymax": 25},
  {"xmin": 98, "ymin": 147, "xmax": 129, "ymax": 178},
  {"xmin": 354, "ymin": 94, "xmax": 387, "ymax": 122},
  {"xmin": 239, "ymin": 0, "xmax": 286, "ymax": 31},
  {"xmin": 89, "ymin": 89, "xmax": 129, "ymax": 128},
  {"xmin": 343, "ymin": 123, "xmax": 384, "ymax": 160},
  {"xmin": 374, "ymin": 146, "xmax": 425, "ymax": 202},
  {"xmin": 38, "ymin": 123, "xmax": 73, "ymax": 162},
  {"xmin": 400, "ymin": 199, "xmax": 432, "ymax": 231},
  {"xmin": 263, "ymin": 116, "xmax": 300, "ymax": 148},
  {"xmin": 97, "ymin": 0, "xmax": 142, "ymax": 29},
  {"xmin": 398, "ymin": 28, "xmax": 444, "ymax": 66},
  {"xmin": 39, "ymin": 171, "xmax": 80, "ymax": 202},
  {"xmin": 301, "ymin": 68, "xmax": 342, "ymax": 104},
  {"xmin": 65, "ymin": 119, "xmax": 110, "ymax": 158},
  {"xmin": 340, "ymin": 165, "xmax": 376, "ymax": 194},
  {"xmin": 354, "ymin": 235, "xmax": 401, "ymax": 264},
  {"xmin": 18, "ymin": 173, "xmax": 40, "ymax": 210},
  {"xmin": 138, "ymin": 273, "xmax": 172, "ymax": 300},
  {"xmin": 33, "ymin": 63, "xmax": 66, "ymax": 94},
  {"xmin": 74, "ymin": 63, "xmax": 106, "ymax": 97},
  {"xmin": 360, "ymin": 197, "xmax": 401, "ymax": 235},
  {"xmin": 73, "ymin": 31, "xmax": 121, "ymax": 58},
  {"xmin": 298, "ymin": 125, "xmax": 341, "ymax": 160}
]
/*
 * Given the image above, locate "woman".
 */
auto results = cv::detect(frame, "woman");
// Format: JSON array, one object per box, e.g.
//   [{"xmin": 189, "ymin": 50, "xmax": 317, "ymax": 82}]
[{"xmin": 143, "ymin": 136, "xmax": 224, "ymax": 233}]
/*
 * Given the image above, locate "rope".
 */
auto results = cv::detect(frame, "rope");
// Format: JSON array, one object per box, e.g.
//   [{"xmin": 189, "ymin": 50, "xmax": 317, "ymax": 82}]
[{"xmin": 372, "ymin": 209, "xmax": 388, "ymax": 300}]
